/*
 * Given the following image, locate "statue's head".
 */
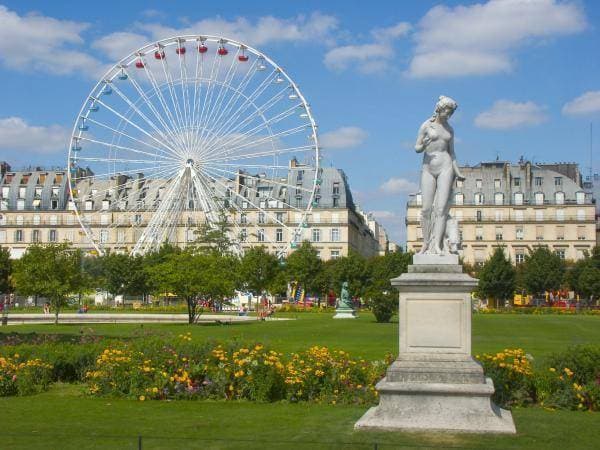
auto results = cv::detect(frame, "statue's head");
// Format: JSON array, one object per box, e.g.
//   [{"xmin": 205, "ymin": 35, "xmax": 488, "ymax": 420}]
[
  {"xmin": 342, "ymin": 281, "xmax": 348, "ymax": 288},
  {"xmin": 432, "ymin": 95, "xmax": 458, "ymax": 121}
]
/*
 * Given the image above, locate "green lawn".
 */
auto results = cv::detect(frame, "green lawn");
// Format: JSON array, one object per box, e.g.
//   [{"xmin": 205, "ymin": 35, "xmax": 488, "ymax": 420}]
[
  {"xmin": 3, "ymin": 313, "xmax": 600, "ymax": 361},
  {"xmin": 2, "ymin": 314, "xmax": 600, "ymax": 449},
  {"xmin": 1, "ymin": 383, "xmax": 598, "ymax": 449}
]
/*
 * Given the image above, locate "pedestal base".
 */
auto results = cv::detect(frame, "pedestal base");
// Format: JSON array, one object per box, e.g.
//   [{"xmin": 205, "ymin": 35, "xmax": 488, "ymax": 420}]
[
  {"xmin": 333, "ymin": 308, "xmax": 356, "ymax": 319},
  {"xmin": 354, "ymin": 377, "xmax": 515, "ymax": 434}
]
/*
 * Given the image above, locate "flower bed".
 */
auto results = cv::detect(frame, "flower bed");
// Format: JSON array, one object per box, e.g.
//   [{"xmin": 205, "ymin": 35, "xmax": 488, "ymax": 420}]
[{"xmin": 0, "ymin": 354, "xmax": 53, "ymax": 396}]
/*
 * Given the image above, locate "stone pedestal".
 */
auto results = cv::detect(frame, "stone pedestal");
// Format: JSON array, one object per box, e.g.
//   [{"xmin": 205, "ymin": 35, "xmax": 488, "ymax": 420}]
[
  {"xmin": 355, "ymin": 261, "xmax": 515, "ymax": 434},
  {"xmin": 333, "ymin": 307, "xmax": 356, "ymax": 319}
]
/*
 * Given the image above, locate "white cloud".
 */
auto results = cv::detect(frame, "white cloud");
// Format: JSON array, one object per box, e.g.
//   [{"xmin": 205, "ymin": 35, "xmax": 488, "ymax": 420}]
[
  {"xmin": 320, "ymin": 126, "xmax": 368, "ymax": 149},
  {"xmin": 370, "ymin": 210, "xmax": 397, "ymax": 219},
  {"xmin": 380, "ymin": 177, "xmax": 419, "ymax": 194},
  {"xmin": 407, "ymin": 0, "xmax": 586, "ymax": 78},
  {"xmin": 92, "ymin": 32, "xmax": 150, "ymax": 61},
  {"xmin": 135, "ymin": 12, "xmax": 339, "ymax": 48},
  {"xmin": 474, "ymin": 100, "xmax": 547, "ymax": 129},
  {"xmin": 0, "ymin": 117, "xmax": 69, "ymax": 153},
  {"xmin": 562, "ymin": 91, "xmax": 600, "ymax": 116},
  {"xmin": 0, "ymin": 5, "xmax": 103, "ymax": 77},
  {"xmin": 324, "ymin": 21, "xmax": 410, "ymax": 73}
]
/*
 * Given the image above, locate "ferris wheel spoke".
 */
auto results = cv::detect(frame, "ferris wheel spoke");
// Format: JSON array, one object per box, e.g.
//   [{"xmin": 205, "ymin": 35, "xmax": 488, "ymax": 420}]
[
  {"xmin": 195, "ymin": 51, "xmax": 223, "ymax": 155},
  {"xmin": 75, "ymin": 165, "xmax": 180, "ymax": 203},
  {"xmin": 201, "ymin": 165, "xmax": 310, "ymax": 216},
  {"xmin": 90, "ymin": 96, "xmax": 181, "ymax": 156},
  {"xmin": 205, "ymin": 144, "xmax": 315, "ymax": 165},
  {"xmin": 75, "ymin": 137, "xmax": 178, "ymax": 163},
  {"xmin": 85, "ymin": 116, "xmax": 179, "ymax": 159},
  {"xmin": 201, "ymin": 57, "xmax": 260, "ymax": 150},
  {"xmin": 206, "ymin": 124, "xmax": 309, "ymax": 160},
  {"xmin": 107, "ymin": 83, "xmax": 184, "ymax": 158},
  {"xmin": 204, "ymin": 164, "xmax": 314, "ymax": 194},
  {"xmin": 158, "ymin": 57, "xmax": 189, "ymax": 150},
  {"xmin": 200, "ymin": 71, "xmax": 279, "ymax": 154},
  {"xmin": 135, "ymin": 64, "xmax": 188, "ymax": 151},
  {"xmin": 201, "ymin": 90, "xmax": 292, "ymax": 159},
  {"xmin": 177, "ymin": 52, "xmax": 192, "ymax": 134},
  {"xmin": 71, "ymin": 162, "xmax": 180, "ymax": 183},
  {"xmin": 198, "ymin": 47, "xmax": 241, "ymax": 149}
]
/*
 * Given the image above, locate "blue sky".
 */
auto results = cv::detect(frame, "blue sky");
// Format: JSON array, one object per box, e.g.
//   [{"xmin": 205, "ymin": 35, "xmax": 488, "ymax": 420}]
[{"xmin": 0, "ymin": 0, "xmax": 599, "ymax": 244}]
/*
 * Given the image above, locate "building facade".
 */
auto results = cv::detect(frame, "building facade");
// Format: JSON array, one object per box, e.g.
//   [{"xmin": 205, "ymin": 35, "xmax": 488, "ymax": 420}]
[
  {"xmin": 0, "ymin": 160, "xmax": 387, "ymax": 260},
  {"xmin": 406, "ymin": 160, "xmax": 597, "ymax": 265}
]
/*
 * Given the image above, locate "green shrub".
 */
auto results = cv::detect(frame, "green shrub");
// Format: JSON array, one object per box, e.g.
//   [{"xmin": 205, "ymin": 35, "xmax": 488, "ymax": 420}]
[
  {"xmin": 0, "ymin": 354, "xmax": 53, "ymax": 396},
  {"xmin": 368, "ymin": 292, "xmax": 397, "ymax": 323}
]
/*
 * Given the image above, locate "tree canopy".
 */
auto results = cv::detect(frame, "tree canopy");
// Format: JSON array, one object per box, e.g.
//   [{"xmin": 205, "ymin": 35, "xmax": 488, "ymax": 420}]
[
  {"xmin": 520, "ymin": 246, "xmax": 565, "ymax": 297},
  {"xmin": 478, "ymin": 247, "xmax": 516, "ymax": 308}
]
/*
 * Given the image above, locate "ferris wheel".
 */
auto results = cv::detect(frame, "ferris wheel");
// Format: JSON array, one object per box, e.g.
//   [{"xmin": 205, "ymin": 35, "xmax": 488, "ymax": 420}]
[{"xmin": 67, "ymin": 35, "xmax": 320, "ymax": 256}]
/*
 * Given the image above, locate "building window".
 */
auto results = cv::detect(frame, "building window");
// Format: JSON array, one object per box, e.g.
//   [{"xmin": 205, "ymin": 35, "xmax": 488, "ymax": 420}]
[
  {"xmin": 495, "ymin": 227, "xmax": 503, "ymax": 241},
  {"xmin": 258, "ymin": 212, "xmax": 266, "ymax": 224},
  {"xmin": 102, "ymin": 200, "xmax": 110, "ymax": 210},
  {"xmin": 117, "ymin": 230, "xmax": 126, "ymax": 243},
  {"xmin": 494, "ymin": 193, "xmax": 504, "ymax": 205},
  {"xmin": 576, "ymin": 192, "xmax": 585, "ymax": 205},
  {"xmin": 577, "ymin": 209, "xmax": 585, "ymax": 221},
  {"xmin": 534, "ymin": 192, "xmax": 544, "ymax": 205},
  {"xmin": 240, "ymin": 213, "xmax": 247, "ymax": 224},
  {"xmin": 99, "ymin": 229, "xmax": 108, "ymax": 243},
  {"xmin": 330, "ymin": 250, "xmax": 340, "ymax": 260},
  {"xmin": 133, "ymin": 214, "xmax": 142, "ymax": 225},
  {"xmin": 0, "ymin": 199, "xmax": 7, "ymax": 210},
  {"xmin": 535, "ymin": 177, "xmax": 543, "ymax": 187},
  {"xmin": 312, "ymin": 228, "xmax": 321, "ymax": 242},
  {"xmin": 276, "ymin": 212, "xmax": 284, "ymax": 223},
  {"xmin": 476, "ymin": 210, "xmax": 483, "ymax": 222},
  {"xmin": 48, "ymin": 229, "xmax": 57, "ymax": 242},
  {"xmin": 257, "ymin": 228, "xmax": 265, "ymax": 242},
  {"xmin": 516, "ymin": 227, "xmax": 524, "ymax": 240},
  {"xmin": 0, "ymin": 230, "xmax": 6, "ymax": 243},
  {"xmin": 331, "ymin": 213, "xmax": 339, "ymax": 223},
  {"xmin": 33, "ymin": 215, "xmax": 40, "ymax": 225},
  {"xmin": 454, "ymin": 193, "xmax": 464, "ymax": 205},
  {"xmin": 51, "ymin": 199, "xmax": 58, "ymax": 210},
  {"xmin": 515, "ymin": 253, "xmax": 525, "ymax": 264},
  {"xmin": 494, "ymin": 179, "xmax": 501, "ymax": 189},
  {"xmin": 15, "ymin": 229, "xmax": 23, "ymax": 242},
  {"xmin": 536, "ymin": 226, "xmax": 544, "ymax": 240},
  {"xmin": 416, "ymin": 226, "xmax": 423, "ymax": 239},
  {"xmin": 49, "ymin": 215, "xmax": 58, "ymax": 225},
  {"xmin": 474, "ymin": 249, "xmax": 485, "ymax": 267},
  {"xmin": 331, "ymin": 228, "xmax": 340, "ymax": 242},
  {"xmin": 577, "ymin": 226, "xmax": 586, "ymax": 240},
  {"xmin": 556, "ymin": 226, "xmax": 565, "ymax": 240},
  {"xmin": 555, "ymin": 192, "xmax": 564, "ymax": 205},
  {"xmin": 475, "ymin": 227, "xmax": 483, "ymax": 241},
  {"xmin": 556, "ymin": 209, "xmax": 564, "ymax": 221},
  {"xmin": 0, "ymin": 215, "xmax": 5, "ymax": 225},
  {"xmin": 18, "ymin": 186, "xmax": 26, "ymax": 199},
  {"xmin": 276, "ymin": 228, "xmax": 283, "ymax": 242},
  {"xmin": 1, "ymin": 186, "xmax": 9, "ymax": 198},
  {"xmin": 555, "ymin": 249, "xmax": 566, "ymax": 260},
  {"xmin": 456, "ymin": 179, "xmax": 463, "ymax": 188},
  {"xmin": 514, "ymin": 192, "xmax": 523, "ymax": 205},
  {"xmin": 495, "ymin": 210, "xmax": 503, "ymax": 221},
  {"xmin": 16, "ymin": 215, "xmax": 24, "ymax": 225},
  {"xmin": 515, "ymin": 210, "xmax": 524, "ymax": 221},
  {"xmin": 554, "ymin": 177, "xmax": 562, "ymax": 187},
  {"xmin": 186, "ymin": 229, "xmax": 195, "ymax": 242},
  {"xmin": 240, "ymin": 229, "xmax": 247, "ymax": 242},
  {"xmin": 17, "ymin": 199, "xmax": 25, "ymax": 210},
  {"xmin": 476, "ymin": 179, "xmax": 482, "ymax": 189},
  {"xmin": 32, "ymin": 229, "xmax": 40, "ymax": 243},
  {"xmin": 332, "ymin": 197, "xmax": 339, "ymax": 207},
  {"xmin": 474, "ymin": 193, "xmax": 484, "ymax": 205},
  {"xmin": 332, "ymin": 182, "xmax": 340, "ymax": 195},
  {"xmin": 535, "ymin": 210, "xmax": 544, "ymax": 221},
  {"xmin": 415, "ymin": 194, "xmax": 422, "ymax": 206}
]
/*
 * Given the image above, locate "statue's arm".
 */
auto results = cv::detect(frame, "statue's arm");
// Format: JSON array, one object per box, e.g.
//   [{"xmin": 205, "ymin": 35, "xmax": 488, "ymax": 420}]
[
  {"xmin": 448, "ymin": 134, "xmax": 465, "ymax": 181},
  {"xmin": 414, "ymin": 122, "xmax": 429, "ymax": 153}
]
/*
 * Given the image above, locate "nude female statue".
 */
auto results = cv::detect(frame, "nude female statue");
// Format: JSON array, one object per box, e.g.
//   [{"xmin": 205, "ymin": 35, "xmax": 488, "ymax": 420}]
[{"xmin": 415, "ymin": 96, "xmax": 464, "ymax": 255}]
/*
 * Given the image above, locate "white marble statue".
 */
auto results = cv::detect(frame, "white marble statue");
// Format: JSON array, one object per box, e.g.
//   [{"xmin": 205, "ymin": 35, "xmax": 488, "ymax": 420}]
[{"xmin": 415, "ymin": 96, "xmax": 464, "ymax": 255}]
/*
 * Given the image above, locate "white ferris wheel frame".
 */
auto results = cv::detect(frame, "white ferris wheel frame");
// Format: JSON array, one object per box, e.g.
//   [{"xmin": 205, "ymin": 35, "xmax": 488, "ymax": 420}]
[{"xmin": 67, "ymin": 34, "xmax": 321, "ymax": 257}]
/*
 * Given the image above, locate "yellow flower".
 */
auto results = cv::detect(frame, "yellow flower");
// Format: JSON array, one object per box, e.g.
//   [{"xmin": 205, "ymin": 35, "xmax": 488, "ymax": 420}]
[
  {"xmin": 139, "ymin": 395, "xmax": 145, "ymax": 401},
  {"xmin": 152, "ymin": 387, "xmax": 159, "ymax": 393}
]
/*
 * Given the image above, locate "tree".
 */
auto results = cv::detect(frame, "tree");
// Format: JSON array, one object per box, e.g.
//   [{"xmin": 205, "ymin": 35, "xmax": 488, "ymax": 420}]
[
  {"xmin": 477, "ymin": 247, "xmax": 516, "ymax": 308},
  {"xmin": 98, "ymin": 252, "xmax": 132, "ymax": 305},
  {"xmin": 0, "ymin": 246, "xmax": 12, "ymax": 295},
  {"xmin": 285, "ymin": 241, "xmax": 322, "ymax": 298},
  {"xmin": 521, "ymin": 246, "xmax": 565, "ymax": 299},
  {"xmin": 566, "ymin": 246, "xmax": 600, "ymax": 298},
  {"xmin": 240, "ymin": 247, "xmax": 281, "ymax": 308},
  {"xmin": 577, "ymin": 266, "xmax": 600, "ymax": 304},
  {"xmin": 365, "ymin": 251, "xmax": 412, "ymax": 297},
  {"xmin": 327, "ymin": 251, "xmax": 368, "ymax": 299},
  {"xmin": 146, "ymin": 250, "xmax": 205, "ymax": 324},
  {"xmin": 193, "ymin": 210, "xmax": 235, "ymax": 255},
  {"xmin": 12, "ymin": 243, "xmax": 83, "ymax": 324}
]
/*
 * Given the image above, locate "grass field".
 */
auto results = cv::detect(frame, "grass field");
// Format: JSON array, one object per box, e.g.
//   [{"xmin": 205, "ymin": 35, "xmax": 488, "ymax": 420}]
[{"xmin": 2, "ymin": 313, "xmax": 599, "ymax": 449}]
